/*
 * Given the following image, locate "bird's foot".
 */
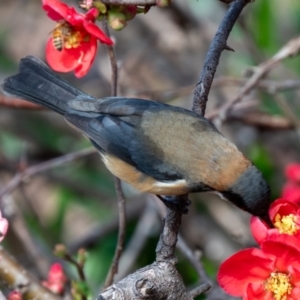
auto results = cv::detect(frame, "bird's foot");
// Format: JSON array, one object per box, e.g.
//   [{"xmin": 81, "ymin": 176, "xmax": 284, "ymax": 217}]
[{"xmin": 157, "ymin": 195, "xmax": 191, "ymax": 214}]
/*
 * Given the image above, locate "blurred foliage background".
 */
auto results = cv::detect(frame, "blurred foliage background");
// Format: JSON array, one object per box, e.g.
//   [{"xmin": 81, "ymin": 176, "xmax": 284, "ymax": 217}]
[{"xmin": 0, "ymin": 0, "xmax": 300, "ymax": 299}]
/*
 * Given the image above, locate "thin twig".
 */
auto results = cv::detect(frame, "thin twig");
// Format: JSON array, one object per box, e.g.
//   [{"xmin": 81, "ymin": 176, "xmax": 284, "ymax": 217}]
[
  {"xmin": 0, "ymin": 148, "xmax": 96, "ymax": 200},
  {"xmin": 102, "ymin": 21, "xmax": 118, "ymax": 97},
  {"xmin": 0, "ymin": 95, "xmax": 42, "ymax": 109},
  {"xmin": 177, "ymin": 236, "xmax": 211, "ymax": 284},
  {"xmin": 62, "ymin": 251, "xmax": 86, "ymax": 282},
  {"xmin": 1, "ymin": 192, "xmax": 50, "ymax": 278},
  {"xmin": 192, "ymin": 0, "xmax": 250, "ymax": 116},
  {"xmin": 228, "ymin": 111, "xmax": 294, "ymax": 129},
  {"xmin": 102, "ymin": 21, "xmax": 127, "ymax": 289},
  {"xmin": 189, "ymin": 283, "xmax": 211, "ymax": 298},
  {"xmin": 131, "ymin": 78, "xmax": 300, "ymax": 103},
  {"xmin": 209, "ymin": 35, "xmax": 300, "ymax": 121},
  {"xmin": 103, "ymin": 177, "xmax": 127, "ymax": 288},
  {"xmin": 115, "ymin": 199, "xmax": 158, "ymax": 281},
  {"xmin": 69, "ymin": 198, "xmax": 145, "ymax": 253}
]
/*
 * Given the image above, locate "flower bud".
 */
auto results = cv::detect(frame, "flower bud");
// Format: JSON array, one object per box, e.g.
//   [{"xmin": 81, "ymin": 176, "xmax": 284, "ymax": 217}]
[
  {"xmin": 54, "ymin": 244, "xmax": 67, "ymax": 258},
  {"xmin": 156, "ymin": 0, "xmax": 171, "ymax": 8},
  {"xmin": 108, "ymin": 10, "xmax": 127, "ymax": 30}
]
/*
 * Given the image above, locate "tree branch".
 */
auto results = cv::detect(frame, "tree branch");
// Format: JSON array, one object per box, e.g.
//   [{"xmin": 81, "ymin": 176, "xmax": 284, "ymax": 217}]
[
  {"xmin": 192, "ymin": 0, "xmax": 250, "ymax": 116},
  {"xmin": 208, "ymin": 35, "xmax": 300, "ymax": 121},
  {"xmin": 0, "ymin": 94, "xmax": 42, "ymax": 109},
  {"xmin": 102, "ymin": 21, "xmax": 127, "ymax": 289},
  {"xmin": 0, "ymin": 148, "xmax": 96, "ymax": 201},
  {"xmin": 0, "ymin": 246, "xmax": 61, "ymax": 300}
]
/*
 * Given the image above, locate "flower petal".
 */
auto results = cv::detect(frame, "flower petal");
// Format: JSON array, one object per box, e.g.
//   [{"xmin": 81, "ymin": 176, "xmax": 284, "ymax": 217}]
[
  {"xmin": 45, "ymin": 38, "xmax": 79, "ymax": 72},
  {"xmin": 85, "ymin": 8, "xmax": 99, "ymax": 21},
  {"xmin": 282, "ymin": 182, "xmax": 300, "ymax": 204},
  {"xmin": 65, "ymin": 7, "xmax": 86, "ymax": 26},
  {"xmin": 251, "ymin": 216, "xmax": 269, "ymax": 244},
  {"xmin": 42, "ymin": 0, "xmax": 70, "ymax": 21},
  {"xmin": 0, "ymin": 217, "xmax": 8, "ymax": 243},
  {"xmin": 217, "ymin": 248, "xmax": 273, "ymax": 296},
  {"xmin": 290, "ymin": 287, "xmax": 300, "ymax": 299},
  {"xmin": 285, "ymin": 164, "xmax": 300, "ymax": 182},
  {"xmin": 7, "ymin": 291, "xmax": 22, "ymax": 300},
  {"xmin": 83, "ymin": 21, "xmax": 113, "ymax": 45},
  {"xmin": 261, "ymin": 240, "xmax": 300, "ymax": 273},
  {"xmin": 270, "ymin": 198, "xmax": 299, "ymax": 220},
  {"xmin": 245, "ymin": 283, "xmax": 273, "ymax": 300},
  {"xmin": 73, "ymin": 38, "xmax": 97, "ymax": 77}
]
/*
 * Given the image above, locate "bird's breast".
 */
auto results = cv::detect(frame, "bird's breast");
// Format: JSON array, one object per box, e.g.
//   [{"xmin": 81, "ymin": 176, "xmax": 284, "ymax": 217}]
[{"xmin": 100, "ymin": 153, "xmax": 190, "ymax": 195}]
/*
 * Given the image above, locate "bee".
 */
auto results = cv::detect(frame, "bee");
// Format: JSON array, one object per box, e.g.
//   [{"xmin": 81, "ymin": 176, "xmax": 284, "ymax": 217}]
[{"xmin": 51, "ymin": 22, "xmax": 72, "ymax": 52}]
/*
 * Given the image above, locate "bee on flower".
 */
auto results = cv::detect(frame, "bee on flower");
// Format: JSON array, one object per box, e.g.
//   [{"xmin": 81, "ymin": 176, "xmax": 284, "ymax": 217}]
[{"xmin": 43, "ymin": 0, "xmax": 113, "ymax": 77}]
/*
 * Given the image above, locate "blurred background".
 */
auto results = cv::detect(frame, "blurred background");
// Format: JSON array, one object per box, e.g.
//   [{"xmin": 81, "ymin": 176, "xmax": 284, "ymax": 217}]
[{"xmin": 0, "ymin": 0, "xmax": 300, "ymax": 298}]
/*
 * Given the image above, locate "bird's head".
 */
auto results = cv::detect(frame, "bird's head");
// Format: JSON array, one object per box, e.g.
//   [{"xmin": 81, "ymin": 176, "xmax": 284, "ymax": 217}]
[{"xmin": 221, "ymin": 165, "xmax": 273, "ymax": 227}]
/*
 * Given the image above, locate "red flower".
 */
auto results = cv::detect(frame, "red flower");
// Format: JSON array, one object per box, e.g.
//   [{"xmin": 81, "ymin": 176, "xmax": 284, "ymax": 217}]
[
  {"xmin": 285, "ymin": 164, "xmax": 300, "ymax": 182},
  {"xmin": 218, "ymin": 240, "xmax": 300, "ymax": 299},
  {"xmin": 42, "ymin": 0, "xmax": 113, "ymax": 77},
  {"xmin": 42, "ymin": 263, "xmax": 67, "ymax": 294},
  {"xmin": 251, "ymin": 199, "xmax": 300, "ymax": 246},
  {"xmin": 282, "ymin": 182, "xmax": 300, "ymax": 204}
]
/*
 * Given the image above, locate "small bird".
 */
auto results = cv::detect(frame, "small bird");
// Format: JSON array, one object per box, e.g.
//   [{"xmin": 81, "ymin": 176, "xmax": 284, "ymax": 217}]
[{"xmin": 2, "ymin": 56, "xmax": 272, "ymax": 226}]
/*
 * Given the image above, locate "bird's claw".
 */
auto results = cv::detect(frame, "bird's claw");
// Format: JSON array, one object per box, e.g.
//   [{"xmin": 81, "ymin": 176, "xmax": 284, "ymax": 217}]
[{"xmin": 157, "ymin": 195, "xmax": 191, "ymax": 214}]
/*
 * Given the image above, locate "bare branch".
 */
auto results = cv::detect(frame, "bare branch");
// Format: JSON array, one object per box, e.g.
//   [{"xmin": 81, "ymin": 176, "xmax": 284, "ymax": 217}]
[
  {"xmin": 0, "ymin": 246, "xmax": 61, "ymax": 300},
  {"xmin": 228, "ymin": 111, "xmax": 294, "ymax": 129},
  {"xmin": 102, "ymin": 22, "xmax": 127, "ymax": 289},
  {"xmin": 0, "ymin": 148, "xmax": 96, "ymax": 200},
  {"xmin": 103, "ymin": 177, "xmax": 127, "ymax": 288},
  {"xmin": 177, "ymin": 236, "xmax": 211, "ymax": 284},
  {"xmin": 102, "ymin": 20, "xmax": 118, "ymax": 97},
  {"xmin": 189, "ymin": 283, "xmax": 211, "ymax": 298},
  {"xmin": 1, "ymin": 193, "xmax": 50, "ymax": 278},
  {"xmin": 155, "ymin": 208, "xmax": 182, "ymax": 262},
  {"xmin": 192, "ymin": 0, "xmax": 251, "ymax": 116},
  {"xmin": 0, "ymin": 94, "xmax": 42, "ymax": 109},
  {"xmin": 209, "ymin": 35, "xmax": 300, "ymax": 121},
  {"xmin": 68, "ymin": 198, "xmax": 145, "ymax": 253}
]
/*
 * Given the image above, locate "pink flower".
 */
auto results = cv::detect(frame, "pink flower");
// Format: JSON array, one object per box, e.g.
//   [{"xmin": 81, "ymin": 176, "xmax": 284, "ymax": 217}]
[
  {"xmin": 0, "ymin": 210, "xmax": 8, "ymax": 243},
  {"xmin": 42, "ymin": 0, "xmax": 113, "ymax": 77},
  {"xmin": 285, "ymin": 164, "xmax": 300, "ymax": 182},
  {"xmin": 7, "ymin": 291, "xmax": 22, "ymax": 300},
  {"xmin": 42, "ymin": 263, "xmax": 67, "ymax": 294},
  {"xmin": 282, "ymin": 182, "xmax": 300, "ymax": 204}
]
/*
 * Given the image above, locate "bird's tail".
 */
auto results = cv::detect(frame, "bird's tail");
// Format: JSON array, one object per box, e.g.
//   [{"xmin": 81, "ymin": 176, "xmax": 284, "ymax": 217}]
[{"xmin": 2, "ymin": 56, "xmax": 90, "ymax": 115}]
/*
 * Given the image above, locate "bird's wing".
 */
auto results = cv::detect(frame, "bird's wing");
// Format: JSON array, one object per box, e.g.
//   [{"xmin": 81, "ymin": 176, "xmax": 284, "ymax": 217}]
[
  {"xmin": 65, "ymin": 98, "xmax": 184, "ymax": 181},
  {"xmin": 67, "ymin": 96, "xmax": 163, "ymax": 116}
]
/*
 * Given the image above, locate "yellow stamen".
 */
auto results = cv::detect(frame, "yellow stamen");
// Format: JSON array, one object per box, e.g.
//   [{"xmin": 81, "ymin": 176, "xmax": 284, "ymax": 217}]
[
  {"xmin": 274, "ymin": 213, "xmax": 298, "ymax": 235},
  {"xmin": 265, "ymin": 272, "xmax": 292, "ymax": 300},
  {"xmin": 54, "ymin": 21, "xmax": 90, "ymax": 50},
  {"xmin": 65, "ymin": 32, "xmax": 85, "ymax": 49}
]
